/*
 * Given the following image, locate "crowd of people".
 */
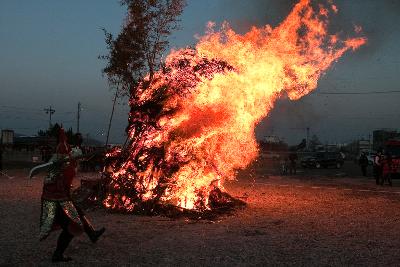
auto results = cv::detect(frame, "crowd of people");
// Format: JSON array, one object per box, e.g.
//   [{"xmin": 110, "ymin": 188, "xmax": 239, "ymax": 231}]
[
  {"xmin": 359, "ymin": 149, "xmax": 394, "ymax": 186},
  {"xmin": 280, "ymin": 152, "xmax": 298, "ymax": 175}
]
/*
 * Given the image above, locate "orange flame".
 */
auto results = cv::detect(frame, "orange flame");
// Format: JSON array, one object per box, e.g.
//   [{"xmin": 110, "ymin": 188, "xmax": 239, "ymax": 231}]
[{"xmin": 106, "ymin": 0, "xmax": 366, "ymax": 211}]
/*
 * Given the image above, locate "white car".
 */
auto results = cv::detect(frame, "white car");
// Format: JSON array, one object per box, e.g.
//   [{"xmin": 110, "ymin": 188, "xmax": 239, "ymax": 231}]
[
  {"xmin": 359, "ymin": 151, "xmax": 375, "ymax": 165},
  {"xmin": 366, "ymin": 153, "xmax": 375, "ymax": 165}
]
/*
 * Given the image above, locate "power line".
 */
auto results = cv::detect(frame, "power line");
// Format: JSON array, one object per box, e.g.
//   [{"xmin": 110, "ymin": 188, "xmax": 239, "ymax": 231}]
[
  {"xmin": 0, "ymin": 105, "xmax": 76, "ymax": 115},
  {"xmin": 314, "ymin": 90, "xmax": 400, "ymax": 95},
  {"xmin": 0, "ymin": 105, "xmax": 43, "ymax": 112}
]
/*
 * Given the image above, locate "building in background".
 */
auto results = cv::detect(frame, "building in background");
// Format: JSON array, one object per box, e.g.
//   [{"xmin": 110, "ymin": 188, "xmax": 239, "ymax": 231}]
[
  {"xmin": 373, "ymin": 129, "xmax": 400, "ymax": 151},
  {"xmin": 358, "ymin": 139, "xmax": 372, "ymax": 152},
  {"xmin": 346, "ymin": 139, "xmax": 372, "ymax": 159},
  {"xmin": 1, "ymin": 129, "xmax": 14, "ymax": 145},
  {"xmin": 260, "ymin": 135, "xmax": 288, "ymax": 152}
]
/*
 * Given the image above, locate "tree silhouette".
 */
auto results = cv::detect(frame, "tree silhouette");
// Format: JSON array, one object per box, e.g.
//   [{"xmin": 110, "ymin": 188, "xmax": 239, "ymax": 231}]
[{"xmin": 100, "ymin": 0, "xmax": 186, "ymax": 98}]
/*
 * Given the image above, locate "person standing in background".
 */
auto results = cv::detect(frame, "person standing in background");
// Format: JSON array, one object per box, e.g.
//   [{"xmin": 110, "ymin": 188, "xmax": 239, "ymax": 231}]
[
  {"xmin": 358, "ymin": 152, "xmax": 368, "ymax": 177},
  {"xmin": 373, "ymin": 150, "xmax": 383, "ymax": 185},
  {"xmin": 288, "ymin": 151, "xmax": 298, "ymax": 175},
  {"xmin": 0, "ymin": 144, "xmax": 3, "ymax": 171}
]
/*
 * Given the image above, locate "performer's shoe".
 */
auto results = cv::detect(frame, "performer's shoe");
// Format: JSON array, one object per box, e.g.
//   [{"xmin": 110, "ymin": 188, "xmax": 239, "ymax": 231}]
[
  {"xmin": 52, "ymin": 252, "xmax": 73, "ymax": 262},
  {"xmin": 89, "ymin": 227, "xmax": 106, "ymax": 243}
]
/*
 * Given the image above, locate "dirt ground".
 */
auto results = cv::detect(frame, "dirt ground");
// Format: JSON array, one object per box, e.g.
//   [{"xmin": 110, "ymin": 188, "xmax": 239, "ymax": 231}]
[{"xmin": 1, "ymin": 162, "xmax": 400, "ymax": 266}]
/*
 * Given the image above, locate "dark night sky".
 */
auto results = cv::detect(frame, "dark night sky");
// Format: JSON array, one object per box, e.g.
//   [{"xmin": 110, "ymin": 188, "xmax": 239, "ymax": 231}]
[{"xmin": 0, "ymin": 0, "xmax": 399, "ymax": 144}]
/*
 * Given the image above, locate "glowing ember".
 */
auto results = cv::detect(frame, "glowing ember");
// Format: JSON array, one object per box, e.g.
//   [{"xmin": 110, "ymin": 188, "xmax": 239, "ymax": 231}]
[{"xmin": 104, "ymin": 0, "xmax": 366, "ymax": 213}]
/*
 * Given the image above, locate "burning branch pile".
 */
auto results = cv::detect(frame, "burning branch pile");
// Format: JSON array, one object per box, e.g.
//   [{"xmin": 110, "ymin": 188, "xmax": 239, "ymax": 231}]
[
  {"xmin": 103, "ymin": 0, "xmax": 366, "ymax": 214},
  {"xmin": 104, "ymin": 51, "xmax": 238, "ymax": 213}
]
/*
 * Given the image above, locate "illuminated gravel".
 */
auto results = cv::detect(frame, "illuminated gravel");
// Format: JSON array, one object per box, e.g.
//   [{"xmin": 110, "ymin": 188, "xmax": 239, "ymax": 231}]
[{"xmin": 1, "ymin": 169, "xmax": 400, "ymax": 266}]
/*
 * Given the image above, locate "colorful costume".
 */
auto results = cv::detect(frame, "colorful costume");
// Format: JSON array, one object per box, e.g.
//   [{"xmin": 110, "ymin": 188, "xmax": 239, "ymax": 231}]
[{"xmin": 39, "ymin": 130, "xmax": 104, "ymax": 262}]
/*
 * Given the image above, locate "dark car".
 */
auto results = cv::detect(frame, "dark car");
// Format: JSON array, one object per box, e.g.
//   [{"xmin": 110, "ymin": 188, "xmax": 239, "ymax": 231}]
[{"xmin": 301, "ymin": 152, "xmax": 344, "ymax": 169}]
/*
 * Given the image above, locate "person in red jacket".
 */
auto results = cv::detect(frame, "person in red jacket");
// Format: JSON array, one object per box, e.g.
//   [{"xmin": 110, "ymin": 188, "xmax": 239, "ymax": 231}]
[
  {"xmin": 40, "ymin": 129, "xmax": 105, "ymax": 262},
  {"xmin": 373, "ymin": 150, "xmax": 383, "ymax": 185}
]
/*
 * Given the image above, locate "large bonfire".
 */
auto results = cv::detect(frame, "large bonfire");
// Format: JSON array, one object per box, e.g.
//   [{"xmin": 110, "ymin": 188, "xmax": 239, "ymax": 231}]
[{"xmin": 103, "ymin": 0, "xmax": 366, "ymax": 213}]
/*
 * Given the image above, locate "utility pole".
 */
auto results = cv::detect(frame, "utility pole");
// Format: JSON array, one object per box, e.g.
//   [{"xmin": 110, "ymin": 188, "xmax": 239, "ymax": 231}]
[
  {"xmin": 77, "ymin": 102, "xmax": 81, "ymax": 133},
  {"xmin": 44, "ymin": 106, "xmax": 55, "ymax": 129},
  {"xmin": 105, "ymin": 88, "xmax": 118, "ymax": 146}
]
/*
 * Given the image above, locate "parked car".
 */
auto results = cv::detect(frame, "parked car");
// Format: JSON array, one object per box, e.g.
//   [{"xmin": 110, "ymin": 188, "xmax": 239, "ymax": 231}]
[{"xmin": 301, "ymin": 152, "xmax": 344, "ymax": 169}]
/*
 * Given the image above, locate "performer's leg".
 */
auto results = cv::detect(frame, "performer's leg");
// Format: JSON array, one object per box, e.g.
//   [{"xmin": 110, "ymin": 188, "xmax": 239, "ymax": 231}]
[
  {"xmin": 75, "ymin": 204, "xmax": 105, "ymax": 243},
  {"xmin": 52, "ymin": 208, "xmax": 74, "ymax": 262},
  {"xmin": 82, "ymin": 216, "xmax": 105, "ymax": 243},
  {"xmin": 52, "ymin": 229, "xmax": 73, "ymax": 262}
]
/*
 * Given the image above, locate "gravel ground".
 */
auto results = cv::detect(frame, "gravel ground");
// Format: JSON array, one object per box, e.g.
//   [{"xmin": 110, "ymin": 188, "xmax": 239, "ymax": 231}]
[{"xmin": 1, "ymin": 165, "xmax": 400, "ymax": 266}]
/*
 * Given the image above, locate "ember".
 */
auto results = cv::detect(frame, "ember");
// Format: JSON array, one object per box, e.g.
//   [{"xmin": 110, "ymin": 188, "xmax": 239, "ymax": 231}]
[{"xmin": 103, "ymin": 0, "xmax": 366, "ymax": 213}]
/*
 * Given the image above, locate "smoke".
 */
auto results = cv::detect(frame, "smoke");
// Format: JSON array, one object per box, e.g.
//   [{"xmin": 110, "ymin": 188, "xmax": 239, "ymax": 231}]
[
  {"xmin": 218, "ymin": 0, "xmax": 398, "ymax": 58},
  {"xmin": 255, "ymin": 97, "xmax": 321, "ymax": 144},
  {"xmin": 216, "ymin": 0, "xmax": 298, "ymax": 33},
  {"xmin": 227, "ymin": 0, "xmax": 399, "ymax": 143},
  {"xmin": 328, "ymin": 0, "xmax": 399, "ymax": 57}
]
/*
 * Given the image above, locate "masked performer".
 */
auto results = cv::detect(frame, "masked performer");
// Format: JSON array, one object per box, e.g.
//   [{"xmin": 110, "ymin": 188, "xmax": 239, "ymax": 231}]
[{"xmin": 39, "ymin": 129, "xmax": 105, "ymax": 262}]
